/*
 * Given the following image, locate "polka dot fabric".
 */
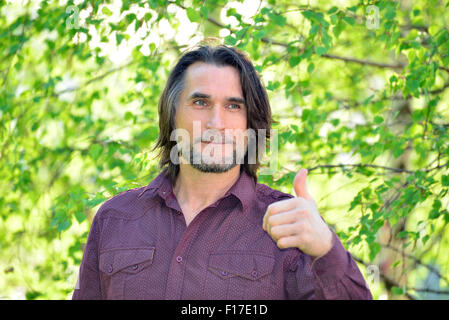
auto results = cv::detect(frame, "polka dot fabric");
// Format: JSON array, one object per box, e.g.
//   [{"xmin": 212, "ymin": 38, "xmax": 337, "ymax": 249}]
[{"xmin": 72, "ymin": 170, "xmax": 372, "ymax": 300}]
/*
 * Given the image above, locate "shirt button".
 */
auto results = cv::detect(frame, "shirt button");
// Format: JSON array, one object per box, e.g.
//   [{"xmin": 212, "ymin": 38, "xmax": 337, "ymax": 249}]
[
  {"xmin": 108, "ymin": 265, "xmax": 113, "ymax": 273},
  {"xmin": 132, "ymin": 264, "xmax": 138, "ymax": 270},
  {"xmin": 251, "ymin": 270, "xmax": 258, "ymax": 278},
  {"xmin": 176, "ymin": 256, "xmax": 183, "ymax": 263},
  {"xmin": 221, "ymin": 271, "xmax": 228, "ymax": 276}
]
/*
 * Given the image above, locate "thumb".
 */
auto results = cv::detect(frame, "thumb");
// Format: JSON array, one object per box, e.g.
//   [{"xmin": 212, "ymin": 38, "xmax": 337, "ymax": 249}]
[{"xmin": 293, "ymin": 168, "xmax": 313, "ymax": 200}]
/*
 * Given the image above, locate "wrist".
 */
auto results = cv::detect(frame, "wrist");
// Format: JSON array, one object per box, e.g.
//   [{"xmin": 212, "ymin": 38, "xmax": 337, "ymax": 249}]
[{"xmin": 312, "ymin": 228, "xmax": 334, "ymax": 261}]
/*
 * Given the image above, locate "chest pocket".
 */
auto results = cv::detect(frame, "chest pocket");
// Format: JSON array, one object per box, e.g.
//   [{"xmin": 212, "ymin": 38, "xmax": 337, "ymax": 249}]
[
  {"xmin": 204, "ymin": 252, "xmax": 276, "ymax": 300},
  {"xmin": 99, "ymin": 247, "xmax": 155, "ymax": 299}
]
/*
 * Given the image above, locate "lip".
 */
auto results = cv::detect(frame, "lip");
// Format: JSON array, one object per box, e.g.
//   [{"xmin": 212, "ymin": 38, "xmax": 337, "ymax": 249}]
[{"xmin": 201, "ymin": 141, "xmax": 231, "ymax": 144}]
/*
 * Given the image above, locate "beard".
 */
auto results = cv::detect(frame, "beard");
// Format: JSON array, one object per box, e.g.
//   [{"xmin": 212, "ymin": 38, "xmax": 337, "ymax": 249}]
[{"xmin": 180, "ymin": 142, "xmax": 246, "ymax": 173}]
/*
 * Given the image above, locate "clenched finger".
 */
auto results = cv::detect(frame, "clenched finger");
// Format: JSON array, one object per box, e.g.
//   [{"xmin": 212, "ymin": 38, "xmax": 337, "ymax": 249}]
[
  {"xmin": 276, "ymin": 235, "xmax": 301, "ymax": 249},
  {"xmin": 265, "ymin": 208, "xmax": 307, "ymax": 232},
  {"xmin": 263, "ymin": 197, "xmax": 308, "ymax": 229},
  {"xmin": 269, "ymin": 223, "xmax": 300, "ymax": 241}
]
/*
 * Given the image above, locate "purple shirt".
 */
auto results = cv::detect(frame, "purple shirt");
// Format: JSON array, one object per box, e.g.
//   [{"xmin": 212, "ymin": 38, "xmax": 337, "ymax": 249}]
[{"xmin": 72, "ymin": 170, "xmax": 372, "ymax": 300}]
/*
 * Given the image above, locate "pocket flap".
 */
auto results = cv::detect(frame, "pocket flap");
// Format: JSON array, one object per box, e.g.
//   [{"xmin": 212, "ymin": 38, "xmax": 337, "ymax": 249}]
[
  {"xmin": 208, "ymin": 252, "xmax": 275, "ymax": 280},
  {"xmin": 99, "ymin": 247, "xmax": 155, "ymax": 276}
]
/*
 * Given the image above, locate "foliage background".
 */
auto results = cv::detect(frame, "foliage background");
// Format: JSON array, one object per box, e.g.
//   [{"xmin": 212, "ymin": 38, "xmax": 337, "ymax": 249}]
[{"xmin": 1, "ymin": 0, "xmax": 449, "ymax": 299}]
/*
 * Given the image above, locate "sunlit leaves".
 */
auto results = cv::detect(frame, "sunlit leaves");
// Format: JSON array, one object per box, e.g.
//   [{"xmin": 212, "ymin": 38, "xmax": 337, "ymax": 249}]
[
  {"xmin": 186, "ymin": 7, "xmax": 201, "ymax": 22},
  {"xmin": 1, "ymin": 0, "xmax": 449, "ymax": 301}
]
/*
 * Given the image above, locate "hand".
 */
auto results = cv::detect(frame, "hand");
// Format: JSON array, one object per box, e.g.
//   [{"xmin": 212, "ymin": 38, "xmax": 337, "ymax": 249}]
[{"xmin": 262, "ymin": 169, "xmax": 333, "ymax": 258}]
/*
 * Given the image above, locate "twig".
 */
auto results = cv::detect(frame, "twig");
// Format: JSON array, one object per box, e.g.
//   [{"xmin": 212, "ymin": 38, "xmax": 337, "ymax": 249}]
[
  {"xmin": 304, "ymin": 162, "xmax": 449, "ymax": 175},
  {"xmin": 352, "ymin": 255, "xmax": 417, "ymax": 300},
  {"xmin": 169, "ymin": 1, "xmax": 408, "ymax": 71},
  {"xmin": 382, "ymin": 243, "xmax": 449, "ymax": 285}
]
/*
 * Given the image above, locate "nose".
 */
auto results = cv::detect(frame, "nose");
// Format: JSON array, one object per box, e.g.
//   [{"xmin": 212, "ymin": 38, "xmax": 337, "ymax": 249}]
[{"xmin": 206, "ymin": 105, "xmax": 226, "ymax": 131}]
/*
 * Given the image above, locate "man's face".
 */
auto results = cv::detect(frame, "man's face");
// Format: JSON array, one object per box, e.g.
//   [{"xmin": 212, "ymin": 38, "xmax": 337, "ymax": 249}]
[{"xmin": 174, "ymin": 62, "xmax": 248, "ymax": 173}]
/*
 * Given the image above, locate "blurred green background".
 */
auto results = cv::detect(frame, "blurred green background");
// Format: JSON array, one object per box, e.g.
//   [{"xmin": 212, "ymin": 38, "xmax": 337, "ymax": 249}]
[{"xmin": 1, "ymin": 0, "xmax": 449, "ymax": 299}]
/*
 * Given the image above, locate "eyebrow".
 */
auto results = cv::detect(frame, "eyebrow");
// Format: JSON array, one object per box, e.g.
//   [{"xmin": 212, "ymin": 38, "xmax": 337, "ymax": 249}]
[{"xmin": 188, "ymin": 92, "xmax": 245, "ymax": 105}]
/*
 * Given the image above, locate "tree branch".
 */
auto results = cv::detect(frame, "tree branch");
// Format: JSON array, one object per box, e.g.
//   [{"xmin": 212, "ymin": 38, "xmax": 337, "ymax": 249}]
[
  {"xmin": 169, "ymin": 1, "xmax": 407, "ymax": 70},
  {"xmin": 352, "ymin": 255, "xmax": 417, "ymax": 300},
  {"xmin": 381, "ymin": 243, "xmax": 449, "ymax": 285}
]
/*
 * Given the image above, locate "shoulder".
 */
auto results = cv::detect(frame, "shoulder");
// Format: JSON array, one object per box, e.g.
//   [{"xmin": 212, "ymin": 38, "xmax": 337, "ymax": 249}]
[
  {"xmin": 94, "ymin": 185, "xmax": 152, "ymax": 222},
  {"xmin": 255, "ymin": 182, "xmax": 294, "ymax": 207}
]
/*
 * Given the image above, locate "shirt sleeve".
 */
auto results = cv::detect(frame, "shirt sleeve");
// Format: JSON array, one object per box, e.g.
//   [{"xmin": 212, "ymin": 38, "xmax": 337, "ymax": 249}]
[
  {"xmin": 72, "ymin": 211, "xmax": 102, "ymax": 300},
  {"xmin": 285, "ymin": 230, "xmax": 373, "ymax": 300}
]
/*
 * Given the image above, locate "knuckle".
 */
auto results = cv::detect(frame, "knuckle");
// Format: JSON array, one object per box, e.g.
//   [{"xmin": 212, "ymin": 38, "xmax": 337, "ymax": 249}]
[
  {"xmin": 270, "ymin": 225, "xmax": 281, "ymax": 238},
  {"xmin": 277, "ymin": 238, "xmax": 286, "ymax": 248},
  {"xmin": 293, "ymin": 209, "xmax": 303, "ymax": 220},
  {"xmin": 300, "ymin": 208, "xmax": 310, "ymax": 217},
  {"xmin": 267, "ymin": 203, "xmax": 278, "ymax": 215},
  {"xmin": 298, "ymin": 233, "xmax": 309, "ymax": 244},
  {"xmin": 265, "ymin": 204, "xmax": 272, "ymax": 214},
  {"xmin": 294, "ymin": 197, "xmax": 304, "ymax": 207},
  {"xmin": 301, "ymin": 221, "xmax": 310, "ymax": 231}
]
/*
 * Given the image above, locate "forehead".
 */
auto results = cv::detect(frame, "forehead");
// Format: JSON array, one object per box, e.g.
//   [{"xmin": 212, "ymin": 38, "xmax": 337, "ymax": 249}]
[{"xmin": 183, "ymin": 62, "xmax": 242, "ymax": 96}]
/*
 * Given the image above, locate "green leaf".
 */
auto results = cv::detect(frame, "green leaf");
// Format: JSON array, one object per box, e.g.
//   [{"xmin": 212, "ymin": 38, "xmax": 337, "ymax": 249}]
[
  {"xmin": 343, "ymin": 16, "xmax": 355, "ymax": 25},
  {"xmin": 116, "ymin": 33, "xmax": 125, "ymax": 45},
  {"xmin": 314, "ymin": 46, "xmax": 327, "ymax": 56},
  {"xmin": 397, "ymin": 231, "xmax": 409, "ymax": 238},
  {"xmin": 200, "ymin": 6, "xmax": 209, "ymax": 19},
  {"xmin": 57, "ymin": 219, "xmax": 71, "ymax": 232},
  {"xmin": 144, "ymin": 12, "xmax": 152, "ymax": 21},
  {"xmin": 301, "ymin": 10, "xmax": 317, "ymax": 22},
  {"xmin": 125, "ymin": 13, "xmax": 137, "ymax": 24},
  {"xmin": 289, "ymin": 56, "xmax": 301, "ymax": 67},
  {"xmin": 87, "ymin": 194, "xmax": 108, "ymax": 207},
  {"xmin": 330, "ymin": 118, "xmax": 339, "ymax": 126},
  {"xmin": 74, "ymin": 211, "xmax": 86, "ymax": 223},
  {"xmin": 102, "ymin": 6, "xmax": 113, "ymax": 16},
  {"xmin": 307, "ymin": 63, "xmax": 315, "ymax": 74},
  {"xmin": 26, "ymin": 291, "xmax": 42, "ymax": 300},
  {"xmin": 373, "ymin": 116, "xmax": 384, "ymax": 124},
  {"xmin": 310, "ymin": 23, "xmax": 320, "ymax": 36},
  {"xmin": 88, "ymin": 144, "xmax": 103, "ymax": 161},
  {"xmin": 369, "ymin": 242, "xmax": 381, "ymax": 261},
  {"xmin": 224, "ymin": 35, "xmax": 237, "ymax": 46},
  {"xmin": 392, "ymin": 286, "xmax": 406, "ymax": 295},
  {"xmin": 266, "ymin": 80, "xmax": 280, "ymax": 91},
  {"xmin": 332, "ymin": 20, "xmax": 346, "ymax": 37},
  {"xmin": 268, "ymin": 12, "xmax": 287, "ymax": 27},
  {"xmin": 442, "ymin": 175, "xmax": 449, "ymax": 186},
  {"xmin": 327, "ymin": 6, "xmax": 338, "ymax": 14},
  {"xmin": 392, "ymin": 260, "xmax": 402, "ymax": 267},
  {"xmin": 186, "ymin": 8, "xmax": 201, "ymax": 22}
]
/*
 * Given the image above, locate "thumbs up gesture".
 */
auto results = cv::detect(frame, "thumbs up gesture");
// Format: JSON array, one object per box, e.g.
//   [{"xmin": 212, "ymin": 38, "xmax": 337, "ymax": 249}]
[{"xmin": 262, "ymin": 169, "xmax": 333, "ymax": 258}]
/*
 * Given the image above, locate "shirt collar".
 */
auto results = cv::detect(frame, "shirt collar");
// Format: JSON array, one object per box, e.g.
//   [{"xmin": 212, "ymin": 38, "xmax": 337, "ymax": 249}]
[
  {"xmin": 137, "ymin": 169, "xmax": 257, "ymax": 211},
  {"xmin": 224, "ymin": 169, "xmax": 256, "ymax": 212},
  {"xmin": 137, "ymin": 170, "xmax": 171, "ymax": 199}
]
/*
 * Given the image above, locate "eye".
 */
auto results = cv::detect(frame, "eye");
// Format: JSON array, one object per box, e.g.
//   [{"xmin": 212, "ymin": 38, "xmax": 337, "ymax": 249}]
[
  {"xmin": 228, "ymin": 104, "xmax": 241, "ymax": 110},
  {"xmin": 193, "ymin": 99, "xmax": 207, "ymax": 107}
]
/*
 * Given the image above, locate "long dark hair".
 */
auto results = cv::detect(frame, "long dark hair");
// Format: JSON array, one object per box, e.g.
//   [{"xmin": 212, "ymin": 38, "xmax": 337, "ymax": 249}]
[{"xmin": 153, "ymin": 44, "xmax": 273, "ymax": 184}]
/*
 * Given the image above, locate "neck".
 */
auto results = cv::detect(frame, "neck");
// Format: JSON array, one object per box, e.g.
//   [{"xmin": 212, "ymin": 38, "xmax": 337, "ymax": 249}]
[{"xmin": 173, "ymin": 164, "xmax": 241, "ymax": 216}]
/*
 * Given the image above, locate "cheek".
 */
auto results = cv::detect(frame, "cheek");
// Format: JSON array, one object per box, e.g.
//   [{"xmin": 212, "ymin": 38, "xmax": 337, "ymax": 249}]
[
  {"xmin": 229, "ymin": 112, "xmax": 247, "ymax": 130},
  {"xmin": 176, "ymin": 108, "xmax": 202, "ymax": 132}
]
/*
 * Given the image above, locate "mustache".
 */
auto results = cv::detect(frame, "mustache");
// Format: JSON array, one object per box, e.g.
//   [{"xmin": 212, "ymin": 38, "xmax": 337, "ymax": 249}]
[
  {"xmin": 196, "ymin": 138, "xmax": 235, "ymax": 144},
  {"xmin": 193, "ymin": 135, "xmax": 236, "ymax": 144}
]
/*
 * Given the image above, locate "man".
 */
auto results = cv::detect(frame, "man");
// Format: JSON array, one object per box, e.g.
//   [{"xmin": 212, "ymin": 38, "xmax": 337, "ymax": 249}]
[{"xmin": 72, "ymin": 45, "xmax": 372, "ymax": 300}]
